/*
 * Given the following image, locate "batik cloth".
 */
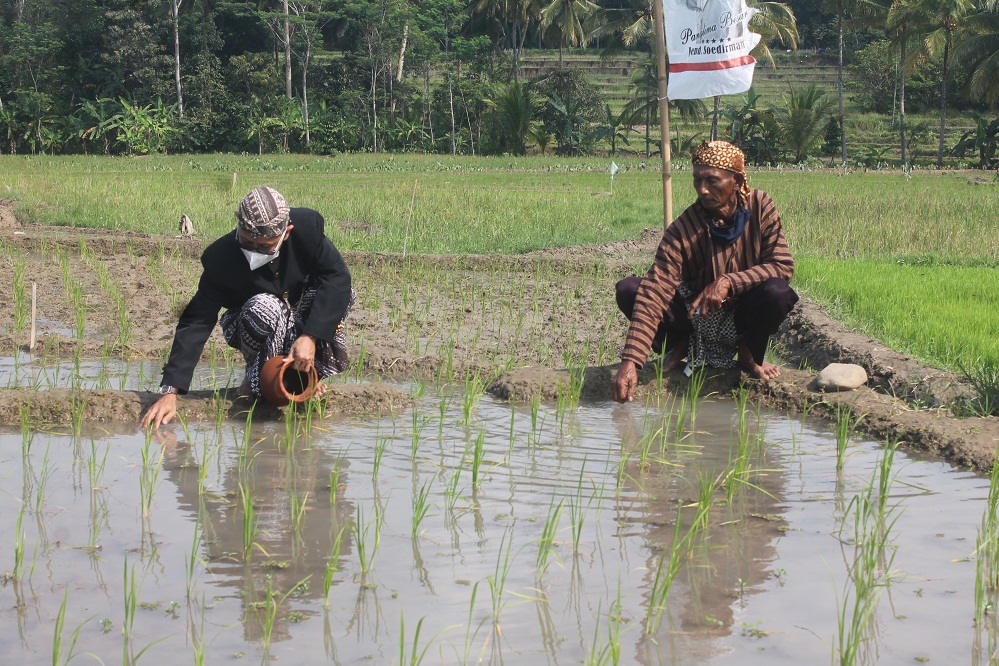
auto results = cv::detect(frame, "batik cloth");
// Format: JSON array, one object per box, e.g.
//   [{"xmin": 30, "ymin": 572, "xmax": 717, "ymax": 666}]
[
  {"xmin": 676, "ymin": 282, "xmax": 739, "ymax": 369},
  {"xmin": 221, "ymin": 285, "xmax": 356, "ymax": 397}
]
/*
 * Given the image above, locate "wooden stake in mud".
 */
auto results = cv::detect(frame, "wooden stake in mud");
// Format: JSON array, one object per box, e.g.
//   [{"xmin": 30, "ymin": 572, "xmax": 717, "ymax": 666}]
[
  {"xmin": 653, "ymin": 0, "xmax": 673, "ymax": 231},
  {"xmin": 402, "ymin": 180, "xmax": 418, "ymax": 259},
  {"xmin": 29, "ymin": 282, "xmax": 36, "ymax": 351}
]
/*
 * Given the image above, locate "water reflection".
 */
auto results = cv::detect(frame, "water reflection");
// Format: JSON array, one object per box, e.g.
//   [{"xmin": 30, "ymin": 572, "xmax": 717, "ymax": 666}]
[
  {"xmin": 155, "ymin": 420, "xmax": 355, "ymax": 648},
  {"xmin": 0, "ymin": 385, "xmax": 994, "ymax": 665}
]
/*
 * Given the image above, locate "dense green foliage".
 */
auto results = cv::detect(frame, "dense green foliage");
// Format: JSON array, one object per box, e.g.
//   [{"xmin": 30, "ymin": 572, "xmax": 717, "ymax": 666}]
[{"xmin": 0, "ymin": 0, "xmax": 996, "ymax": 164}]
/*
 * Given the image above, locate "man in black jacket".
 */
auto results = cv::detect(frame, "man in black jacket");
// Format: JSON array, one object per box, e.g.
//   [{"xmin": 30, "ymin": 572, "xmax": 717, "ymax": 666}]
[{"xmin": 142, "ymin": 187, "xmax": 355, "ymax": 428}]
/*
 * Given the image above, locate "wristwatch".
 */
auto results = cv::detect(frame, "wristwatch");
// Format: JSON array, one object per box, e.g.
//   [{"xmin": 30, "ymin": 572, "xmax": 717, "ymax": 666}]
[{"xmin": 159, "ymin": 385, "xmax": 179, "ymax": 395}]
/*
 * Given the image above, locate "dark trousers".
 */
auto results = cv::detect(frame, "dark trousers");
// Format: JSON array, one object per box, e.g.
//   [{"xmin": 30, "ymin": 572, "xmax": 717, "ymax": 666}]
[{"xmin": 615, "ymin": 276, "xmax": 798, "ymax": 365}]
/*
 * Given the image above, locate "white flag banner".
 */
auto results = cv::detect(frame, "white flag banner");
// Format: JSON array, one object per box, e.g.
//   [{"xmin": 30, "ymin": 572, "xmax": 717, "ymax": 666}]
[{"xmin": 663, "ymin": 0, "xmax": 761, "ymax": 100}]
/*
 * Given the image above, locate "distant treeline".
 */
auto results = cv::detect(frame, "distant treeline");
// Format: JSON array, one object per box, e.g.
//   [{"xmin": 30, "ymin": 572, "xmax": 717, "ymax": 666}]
[{"xmin": 0, "ymin": 0, "xmax": 996, "ymax": 165}]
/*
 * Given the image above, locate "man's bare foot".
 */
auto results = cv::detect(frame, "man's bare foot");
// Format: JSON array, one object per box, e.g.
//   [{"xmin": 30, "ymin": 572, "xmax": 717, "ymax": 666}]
[
  {"xmin": 736, "ymin": 342, "xmax": 781, "ymax": 380},
  {"xmin": 661, "ymin": 340, "xmax": 689, "ymax": 373},
  {"xmin": 738, "ymin": 358, "xmax": 782, "ymax": 379}
]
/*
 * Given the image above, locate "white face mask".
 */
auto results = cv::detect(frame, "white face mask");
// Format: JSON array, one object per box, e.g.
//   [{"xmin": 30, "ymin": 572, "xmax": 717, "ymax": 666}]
[{"xmin": 239, "ymin": 234, "xmax": 283, "ymax": 270}]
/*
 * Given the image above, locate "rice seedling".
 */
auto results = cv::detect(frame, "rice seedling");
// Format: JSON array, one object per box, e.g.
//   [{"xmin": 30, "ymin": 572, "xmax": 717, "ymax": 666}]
[
  {"xmin": 412, "ymin": 479, "xmax": 433, "ymax": 537},
  {"xmin": 290, "ymin": 489, "xmax": 309, "ymax": 533},
  {"xmin": 976, "ymin": 452, "xmax": 999, "ymax": 624},
  {"xmin": 13, "ymin": 503, "xmax": 26, "ymax": 581},
  {"xmin": 834, "ymin": 443, "xmax": 903, "ymax": 666},
  {"xmin": 139, "ymin": 431, "xmax": 164, "ymax": 520},
  {"xmin": 469, "ymin": 430, "xmax": 487, "ymax": 490},
  {"xmin": 33, "ymin": 443, "xmax": 53, "ymax": 513},
  {"xmin": 411, "ymin": 408, "xmax": 427, "ymax": 458},
  {"xmin": 444, "ymin": 455, "xmax": 464, "ymax": 512},
  {"xmin": 536, "ymin": 497, "xmax": 564, "ymax": 576},
  {"xmin": 239, "ymin": 480, "xmax": 259, "ymax": 561},
  {"xmin": 528, "ymin": 394, "xmax": 544, "ymax": 447},
  {"xmin": 487, "ymin": 529, "xmax": 515, "ymax": 627},
  {"xmin": 568, "ymin": 460, "xmax": 591, "ymax": 555},
  {"xmin": 644, "ymin": 498, "xmax": 710, "ymax": 638},
  {"xmin": 51, "ymin": 589, "xmax": 91, "ymax": 666},
  {"xmin": 397, "ymin": 613, "xmax": 435, "ymax": 666},
  {"xmin": 69, "ymin": 393, "xmax": 86, "ymax": 438},
  {"xmin": 586, "ymin": 590, "xmax": 626, "ymax": 666},
  {"xmin": 461, "ymin": 581, "xmax": 483, "ymax": 664},
  {"xmin": 687, "ymin": 364, "xmax": 709, "ymax": 422},
  {"xmin": 19, "ymin": 406, "xmax": 35, "ymax": 456},
  {"xmin": 323, "ymin": 527, "xmax": 347, "ymax": 609},
  {"xmin": 184, "ymin": 512, "xmax": 204, "ymax": 600},
  {"xmin": 835, "ymin": 405, "xmax": 864, "ymax": 471},
  {"xmin": 258, "ymin": 577, "xmax": 311, "ymax": 651},
  {"xmin": 373, "ymin": 432, "xmax": 390, "ymax": 478},
  {"xmin": 352, "ymin": 503, "xmax": 383, "ymax": 576},
  {"xmin": 329, "ymin": 449, "xmax": 347, "ymax": 502},
  {"xmin": 459, "ymin": 375, "xmax": 485, "ymax": 426},
  {"xmin": 556, "ymin": 357, "xmax": 587, "ymax": 423},
  {"xmin": 122, "ymin": 559, "xmax": 141, "ymax": 640}
]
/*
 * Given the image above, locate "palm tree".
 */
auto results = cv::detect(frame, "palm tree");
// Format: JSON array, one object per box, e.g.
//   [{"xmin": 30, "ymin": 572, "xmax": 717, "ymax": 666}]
[
  {"xmin": 587, "ymin": 0, "xmax": 653, "ymax": 51},
  {"xmin": 887, "ymin": 0, "xmax": 916, "ymax": 168},
  {"xmin": 540, "ymin": 0, "xmax": 599, "ymax": 68},
  {"xmin": 490, "ymin": 81, "xmax": 534, "ymax": 155},
  {"xmin": 953, "ymin": 2, "xmax": 999, "ymax": 109},
  {"xmin": 620, "ymin": 57, "xmax": 706, "ymax": 156},
  {"xmin": 470, "ymin": 0, "xmax": 543, "ymax": 83},
  {"xmin": 711, "ymin": 1, "xmax": 799, "ymax": 139},
  {"xmin": 906, "ymin": 0, "xmax": 975, "ymax": 167},
  {"xmin": 776, "ymin": 85, "xmax": 835, "ymax": 162}
]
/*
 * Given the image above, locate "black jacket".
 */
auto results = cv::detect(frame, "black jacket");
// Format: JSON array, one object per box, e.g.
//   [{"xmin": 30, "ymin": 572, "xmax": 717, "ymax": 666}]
[{"xmin": 161, "ymin": 208, "xmax": 352, "ymax": 392}]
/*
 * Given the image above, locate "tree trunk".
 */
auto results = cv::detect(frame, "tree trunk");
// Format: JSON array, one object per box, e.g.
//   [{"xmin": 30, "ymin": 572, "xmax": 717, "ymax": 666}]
[
  {"xmin": 425, "ymin": 69, "xmax": 434, "ymax": 147},
  {"xmin": 172, "ymin": 0, "xmax": 184, "ymax": 118},
  {"xmin": 448, "ymin": 73, "xmax": 456, "ymax": 155},
  {"xmin": 711, "ymin": 96, "xmax": 719, "ymax": 140},
  {"xmin": 370, "ymin": 59, "xmax": 379, "ymax": 153},
  {"xmin": 837, "ymin": 0, "xmax": 845, "ymax": 164},
  {"xmin": 283, "ymin": 0, "xmax": 293, "ymax": 99},
  {"xmin": 303, "ymin": 36, "xmax": 311, "ymax": 148},
  {"xmin": 645, "ymin": 106, "xmax": 651, "ymax": 157},
  {"xmin": 937, "ymin": 34, "xmax": 949, "ymax": 169},
  {"xmin": 898, "ymin": 33, "xmax": 907, "ymax": 168},
  {"xmin": 397, "ymin": 24, "xmax": 409, "ymax": 84}
]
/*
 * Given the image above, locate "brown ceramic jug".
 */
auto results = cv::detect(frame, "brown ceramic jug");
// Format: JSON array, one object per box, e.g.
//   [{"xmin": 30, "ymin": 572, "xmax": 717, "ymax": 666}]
[{"xmin": 259, "ymin": 355, "xmax": 319, "ymax": 406}]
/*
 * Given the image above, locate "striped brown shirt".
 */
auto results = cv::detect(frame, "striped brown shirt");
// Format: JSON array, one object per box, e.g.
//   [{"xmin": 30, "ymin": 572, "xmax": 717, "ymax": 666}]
[{"xmin": 622, "ymin": 189, "xmax": 794, "ymax": 368}]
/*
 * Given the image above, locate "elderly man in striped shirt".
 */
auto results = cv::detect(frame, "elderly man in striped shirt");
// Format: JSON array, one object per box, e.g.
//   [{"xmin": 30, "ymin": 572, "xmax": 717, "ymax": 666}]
[{"xmin": 612, "ymin": 140, "xmax": 798, "ymax": 403}]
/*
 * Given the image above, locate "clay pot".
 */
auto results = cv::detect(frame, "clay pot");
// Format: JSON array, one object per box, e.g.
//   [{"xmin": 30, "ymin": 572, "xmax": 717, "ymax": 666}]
[{"xmin": 259, "ymin": 355, "xmax": 318, "ymax": 406}]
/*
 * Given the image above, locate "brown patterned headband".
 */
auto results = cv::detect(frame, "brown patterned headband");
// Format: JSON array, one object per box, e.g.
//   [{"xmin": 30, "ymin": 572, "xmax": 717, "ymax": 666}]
[{"xmin": 691, "ymin": 141, "xmax": 751, "ymax": 198}]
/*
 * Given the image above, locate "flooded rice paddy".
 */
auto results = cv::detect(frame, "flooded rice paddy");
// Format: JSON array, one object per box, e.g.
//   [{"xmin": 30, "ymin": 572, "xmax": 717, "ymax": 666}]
[{"xmin": 1, "ymin": 358, "xmax": 998, "ymax": 665}]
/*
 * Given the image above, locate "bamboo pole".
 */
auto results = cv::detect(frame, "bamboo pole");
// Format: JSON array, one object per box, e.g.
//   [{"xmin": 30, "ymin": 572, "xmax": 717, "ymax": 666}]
[
  {"xmin": 652, "ymin": 0, "xmax": 673, "ymax": 231},
  {"xmin": 29, "ymin": 282, "xmax": 36, "ymax": 351}
]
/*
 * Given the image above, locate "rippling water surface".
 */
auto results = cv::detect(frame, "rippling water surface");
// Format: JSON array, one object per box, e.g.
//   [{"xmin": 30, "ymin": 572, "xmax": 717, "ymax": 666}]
[{"xmin": 0, "ymin": 371, "xmax": 995, "ymax": 665}]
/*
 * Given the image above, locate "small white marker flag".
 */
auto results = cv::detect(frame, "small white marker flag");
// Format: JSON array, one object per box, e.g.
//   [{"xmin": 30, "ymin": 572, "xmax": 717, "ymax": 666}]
[
  {"xmin": 663, "ymin": 0, "xmax": 761, "ymax": 100},
  {"xmin": 610, "ymin": 162, "xmax": 619, "ymax": 177}
]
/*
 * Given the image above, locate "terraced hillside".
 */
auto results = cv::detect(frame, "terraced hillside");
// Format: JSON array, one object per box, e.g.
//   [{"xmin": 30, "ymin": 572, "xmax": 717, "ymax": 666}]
[{"xmin": 518, "ymin": 49, "xmax": 978, "ymax": 166}]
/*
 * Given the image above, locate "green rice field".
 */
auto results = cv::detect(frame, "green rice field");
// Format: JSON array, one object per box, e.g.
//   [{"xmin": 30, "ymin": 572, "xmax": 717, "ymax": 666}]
[{"xmin": 2, "ymin": 153, "xmax": 997, "ymax": 370}]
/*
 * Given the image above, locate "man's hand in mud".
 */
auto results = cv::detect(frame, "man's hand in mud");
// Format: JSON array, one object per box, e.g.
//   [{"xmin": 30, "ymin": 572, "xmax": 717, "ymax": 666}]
[
  {"xmin": 689, "ymin": 276, "xmax": 731, "ymax": 319},
  {"xmin": 612, "ymin": 361, "xmax": 639, "ymax": 403},
  {"xmin": 141, "ymin": 394, "xmax": 178, "ymax": 429}
]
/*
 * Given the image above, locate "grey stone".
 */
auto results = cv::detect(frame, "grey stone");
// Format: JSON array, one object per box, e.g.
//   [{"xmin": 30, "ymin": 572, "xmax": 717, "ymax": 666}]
[{"xmin": 815, "ymin": 363, "xmax": 868, "ymax": 391}]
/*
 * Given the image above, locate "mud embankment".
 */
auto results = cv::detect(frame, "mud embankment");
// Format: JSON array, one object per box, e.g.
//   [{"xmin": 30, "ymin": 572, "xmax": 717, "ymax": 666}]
[{"xmin": 0, "ymin": 203, "xmax": 995, "ymax": 472}]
